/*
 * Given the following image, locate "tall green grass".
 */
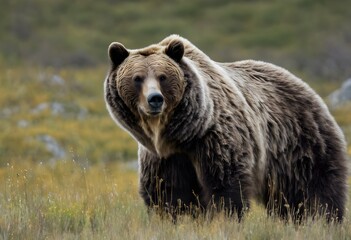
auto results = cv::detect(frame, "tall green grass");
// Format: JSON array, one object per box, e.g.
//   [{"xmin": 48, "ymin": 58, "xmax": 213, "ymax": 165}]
[{"xmin": 0, "ymin": 160, "xmax": 350, "ymax": 239}]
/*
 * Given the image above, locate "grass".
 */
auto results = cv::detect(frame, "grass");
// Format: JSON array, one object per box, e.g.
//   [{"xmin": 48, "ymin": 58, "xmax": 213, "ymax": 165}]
[
  {"xmin": 0, "ymin": 160, "xmax": 350, "ymax": 239},
  {"xmin": 0, "ymin": 160, "xmax": 140, "ymax": 239},
  {"xmin": 1, "ymin": 0, "xmax": 351, "ymax": 82},
  {"xmin": 0, "ymin": 66, "xmax": 137, "ymax": 166}
]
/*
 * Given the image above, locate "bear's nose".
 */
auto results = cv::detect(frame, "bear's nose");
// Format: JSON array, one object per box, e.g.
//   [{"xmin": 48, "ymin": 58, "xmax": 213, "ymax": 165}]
[{"xmin": 147, "ymin": 93, "xmax": 164, "ymax": 109}]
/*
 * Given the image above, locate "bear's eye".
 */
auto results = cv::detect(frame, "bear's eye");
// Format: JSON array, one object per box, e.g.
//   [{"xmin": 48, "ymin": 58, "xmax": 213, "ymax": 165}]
[
  {"xmin": 159, "ymin": 75, "xmax": 167, "ymax": 82},
  {"xmin": 133, "ymin": 75, "xmax": 143, "ymax": 83}
]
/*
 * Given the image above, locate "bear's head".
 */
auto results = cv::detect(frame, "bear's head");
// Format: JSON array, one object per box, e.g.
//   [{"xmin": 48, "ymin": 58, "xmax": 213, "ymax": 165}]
[
  {"xmin": 107, "ymin": 40, "xmax": 186, "ymax": 120},
  {"xmin": 105, "ymin": 36, "xmax": 213, "ymax": 155}
]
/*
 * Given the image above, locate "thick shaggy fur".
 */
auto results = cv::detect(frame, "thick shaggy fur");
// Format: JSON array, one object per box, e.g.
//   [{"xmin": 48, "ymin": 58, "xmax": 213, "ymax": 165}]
[{"xmin": 104, "ymin": 35, "xmax": 348, "ymax": 221}]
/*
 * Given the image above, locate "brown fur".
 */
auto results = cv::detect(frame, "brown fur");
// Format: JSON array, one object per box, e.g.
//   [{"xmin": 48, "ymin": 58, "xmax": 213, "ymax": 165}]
[{"xmin": 104, "ymin": 35, "xmax": 348, "ymax": 222}]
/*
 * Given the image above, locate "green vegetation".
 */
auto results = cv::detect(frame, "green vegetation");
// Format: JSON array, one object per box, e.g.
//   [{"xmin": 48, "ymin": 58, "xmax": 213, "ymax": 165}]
[
  {"xmin": 0, "ymin": 67, "xmax": 137, "ymax": 165},
  {"xmin": 1, "ymin": 0, "xmax": 351, "ymax": 81},
  {"xmin": 1, "ymin": 0, "xmax": 351, "ymax": 238}
]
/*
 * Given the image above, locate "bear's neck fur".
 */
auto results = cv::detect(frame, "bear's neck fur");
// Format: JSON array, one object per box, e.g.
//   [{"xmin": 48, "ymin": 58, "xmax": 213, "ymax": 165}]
[
  {"xmin": 138, "ymin": 113, "xmax": 173, "ymax": 157},
  {"xmin": 135, "ymin": 58, "xmax": 214, "ymax": 158}
]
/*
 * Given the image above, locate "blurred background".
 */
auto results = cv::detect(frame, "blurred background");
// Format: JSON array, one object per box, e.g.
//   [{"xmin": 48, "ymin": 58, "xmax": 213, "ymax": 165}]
[{"xmin": 1, "ymin": 0, "xmax": 351, "ymax": 166}]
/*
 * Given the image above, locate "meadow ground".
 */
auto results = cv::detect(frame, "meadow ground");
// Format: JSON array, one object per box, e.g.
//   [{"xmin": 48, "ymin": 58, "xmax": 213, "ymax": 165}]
[
  {"xmin": 0, "ymin": 66, "xmax": 350, "ymax": 239},
  {"xmin": 0, "ymin": 161, "xmax": 350, "ymax": 240}
]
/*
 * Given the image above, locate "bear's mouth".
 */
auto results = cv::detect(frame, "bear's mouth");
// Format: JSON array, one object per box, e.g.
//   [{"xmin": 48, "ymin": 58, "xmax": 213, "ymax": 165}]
[
  {"xmin": 138, "ymin": 106, "xmax": 162, "ymax": 117},
  {"xmin": 148, "ymin": 109, "xmax": 161, "ymax": 116}
]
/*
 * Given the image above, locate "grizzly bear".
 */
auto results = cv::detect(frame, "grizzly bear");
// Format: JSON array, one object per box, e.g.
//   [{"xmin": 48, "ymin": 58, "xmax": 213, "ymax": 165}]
[{"xmin": 104, "ymin": 35, "xmax": 348, "ymax": 222}]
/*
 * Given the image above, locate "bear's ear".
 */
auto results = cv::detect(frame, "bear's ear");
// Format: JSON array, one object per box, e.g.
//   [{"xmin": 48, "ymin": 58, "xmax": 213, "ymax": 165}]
[
  {"xmin": 165, "ymin": 40, "xmax": 184, "ymax": 63},
  {"xmin": 108, "ymin": 42, "xmax": 129, "ymax": 67}
]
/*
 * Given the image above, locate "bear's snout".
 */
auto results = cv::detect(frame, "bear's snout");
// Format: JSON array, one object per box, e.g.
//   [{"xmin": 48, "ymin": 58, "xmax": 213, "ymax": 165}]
[{"xmin": 147, "ymin": 92, "xmax": 164, "ymax": 112}]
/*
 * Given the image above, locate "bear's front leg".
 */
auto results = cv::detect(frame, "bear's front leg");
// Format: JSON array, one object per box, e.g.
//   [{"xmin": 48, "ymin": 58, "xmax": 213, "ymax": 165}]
[
  {"xmin": 208, "ymin": 179, "xmax": 250, "ymax": 220},
  {"xmin": 197, "ymin": 144, "xmax": 252, "ymax": 220},
  {"xmin": 139, "ymin": 150, "xmax": 204, "ymax": 217}
]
